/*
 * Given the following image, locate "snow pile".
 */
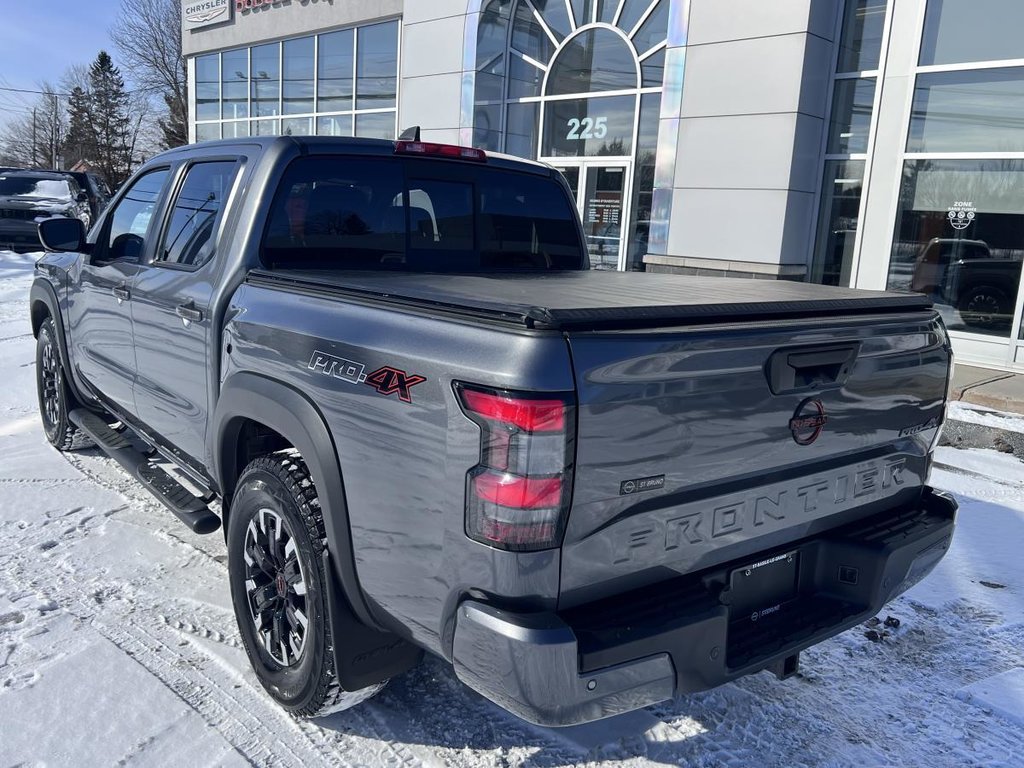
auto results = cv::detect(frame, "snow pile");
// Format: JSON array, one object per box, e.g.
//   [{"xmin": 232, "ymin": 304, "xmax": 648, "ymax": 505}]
[
  {"xmin": 948, "ymin": 400, "xmax": 1024, "ymax": 433},
  {"xmin": 1, "ymin": 249, "xmax": 1023, "ymax": 767}
]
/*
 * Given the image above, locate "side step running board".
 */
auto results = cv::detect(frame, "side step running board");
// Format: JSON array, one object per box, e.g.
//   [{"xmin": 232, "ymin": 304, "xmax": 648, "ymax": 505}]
[{"xmin": 69, "ymin": 409, "xmax": 221, "ymax": 535}]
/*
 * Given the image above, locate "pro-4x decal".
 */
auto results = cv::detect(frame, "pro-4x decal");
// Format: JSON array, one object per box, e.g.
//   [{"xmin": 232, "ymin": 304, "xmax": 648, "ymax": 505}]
[
  {"xmin": 365, "ymin": 366, "xmax": 426, "ymax": 404},
  {"xmin": 308, "ymin": 351, "xmax": 426, "ymax": 404}
]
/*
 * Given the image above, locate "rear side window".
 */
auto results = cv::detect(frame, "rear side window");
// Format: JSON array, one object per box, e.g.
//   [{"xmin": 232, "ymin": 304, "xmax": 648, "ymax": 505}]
[
  {"xmin": 261, "ymin": 156, "xmax": 582, "ymax": 271},
  {"xmin": 156, "ymin": 161, "xmax": 238, "ymax": 269}
]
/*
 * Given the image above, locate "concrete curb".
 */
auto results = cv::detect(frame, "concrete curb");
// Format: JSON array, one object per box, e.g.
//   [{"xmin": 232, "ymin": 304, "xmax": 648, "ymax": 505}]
[{"xmin": 941, "ymin": 417, "xmax": 1024, "ymax": 457}]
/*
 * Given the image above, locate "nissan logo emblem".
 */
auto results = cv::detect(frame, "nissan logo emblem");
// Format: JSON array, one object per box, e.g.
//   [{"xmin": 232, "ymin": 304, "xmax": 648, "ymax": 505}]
[{"xmin": 789, "ymin": 398, "xmax": 827, "ymax": 445}]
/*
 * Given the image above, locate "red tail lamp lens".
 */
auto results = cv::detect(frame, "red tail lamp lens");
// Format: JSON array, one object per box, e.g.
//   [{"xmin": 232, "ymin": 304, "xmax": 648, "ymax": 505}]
[
  {"xmin": 456, "ymin": 384, "xmax": 574, "ymax": 552},
  {"xmin": 460, "ymin": 389, "xmax": 565, "ymax": 432}
]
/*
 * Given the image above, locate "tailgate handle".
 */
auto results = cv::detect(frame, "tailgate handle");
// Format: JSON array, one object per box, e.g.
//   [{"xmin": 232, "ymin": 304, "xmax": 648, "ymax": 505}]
[{"xmin": 767, "ymin": 343, "xmax": 859, "ymax": 394}]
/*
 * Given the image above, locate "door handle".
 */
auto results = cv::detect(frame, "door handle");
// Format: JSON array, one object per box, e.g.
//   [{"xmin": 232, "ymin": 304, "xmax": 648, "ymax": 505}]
[
  {"xmin": 175, "ymin": 302, "xmax": 204, "ymax": 327},
  {"xmin": 112, "ymin": 284, "xmax": 130, "ymax": 303}
]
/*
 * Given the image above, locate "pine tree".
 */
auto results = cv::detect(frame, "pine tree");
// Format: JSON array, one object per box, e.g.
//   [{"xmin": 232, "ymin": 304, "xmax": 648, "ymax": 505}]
[
  {"xmin": 63, "ymin": 86, "xmax": 94, "ymax": 168},
  {"xmin": 158, "ymin": 91, "xmax": 187, "ymax": 149},
  {"xmin": 87, "ymin": 51, "xmax": 134, "ymax": 188}
]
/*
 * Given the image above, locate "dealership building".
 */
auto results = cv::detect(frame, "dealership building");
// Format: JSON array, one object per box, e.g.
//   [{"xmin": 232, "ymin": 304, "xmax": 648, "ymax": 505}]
[{"xmin": 183, "ymin": 0, "xmax": 1024, "ymax": 371}]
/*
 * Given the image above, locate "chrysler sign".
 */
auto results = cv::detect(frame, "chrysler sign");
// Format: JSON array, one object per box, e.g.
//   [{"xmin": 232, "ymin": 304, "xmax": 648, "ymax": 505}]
[{"xmin": 182, "ymin": 0, "xmax": 232, "ymax": 30}]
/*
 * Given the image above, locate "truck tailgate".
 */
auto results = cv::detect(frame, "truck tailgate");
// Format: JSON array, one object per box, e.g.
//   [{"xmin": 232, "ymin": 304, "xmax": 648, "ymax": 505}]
[{"xmin": 560, "ymin": 310, "xmax": 950, "ymax": 608}]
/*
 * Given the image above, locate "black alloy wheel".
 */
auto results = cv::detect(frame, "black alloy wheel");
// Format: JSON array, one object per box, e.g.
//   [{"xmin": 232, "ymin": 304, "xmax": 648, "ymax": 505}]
[
  {"xmin": 227, "ymin": 453, "xmax": 387, "ymax": 717},
  {"xmin": 243, "ymin": 507, "xmax": 309, "ymax": 667},
  {"xmin": 35, "ymin": 318, "xmax": 93, "ymax": 451}
]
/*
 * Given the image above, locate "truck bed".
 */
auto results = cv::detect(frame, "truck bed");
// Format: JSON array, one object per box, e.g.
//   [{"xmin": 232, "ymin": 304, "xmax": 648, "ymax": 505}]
[{"xmin": 246, "ymin": 269, "xmax": 932, "ymax": 331}]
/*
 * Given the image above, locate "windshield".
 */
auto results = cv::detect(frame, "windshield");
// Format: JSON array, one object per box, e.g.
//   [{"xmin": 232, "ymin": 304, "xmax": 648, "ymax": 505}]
[
  {"xmin": 262, "ymin": 156, "xmax": 584, "ymax": 271},
  {"xmin": 0, "ymin": 176, "xmax": 72, "ymax": 199}
]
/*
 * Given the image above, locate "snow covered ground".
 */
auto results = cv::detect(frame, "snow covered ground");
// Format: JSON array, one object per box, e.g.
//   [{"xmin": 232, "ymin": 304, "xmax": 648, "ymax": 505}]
[{"xmin": 1, "ymin": 249, "xmax": 1023, "ymax": 767}]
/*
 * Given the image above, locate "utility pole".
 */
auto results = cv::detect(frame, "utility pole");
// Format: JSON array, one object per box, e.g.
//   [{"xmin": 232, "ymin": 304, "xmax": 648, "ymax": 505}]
[
  {"xmin": 51, "ymin": 93, "xmax": 59, "ymax": 168},
  {"xmin": 31, "ymin": 108, "xmax": 38, "ymax": 168}
]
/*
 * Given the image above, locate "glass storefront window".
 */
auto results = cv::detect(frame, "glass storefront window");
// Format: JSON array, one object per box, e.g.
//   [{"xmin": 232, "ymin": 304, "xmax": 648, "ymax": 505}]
[
  {"xmin": 826, "ymin": 78, "xmax": 876, "ymax": 154},
  {"xmin": 355, "ymin": 112, "xmax": 395, "ymax": 140},
  {"xmin": 196, "ymin": 54, "xmax": 219, "ymax": 121},
  {"xmin": 837, "ymin": 0, "xmax": 887, "ymax": 73},
  {"xmin": 192, "ymin": 21, "xmax": 396, "ymax": 144},
  {"xmin": 920, "ymin": 0, "xmax": 1024, "ymax": 67},
  {"xmin": 810, "ymin": 1, "xmax": 888, "ymax": 288},
  {"xmin": 252, "ymin": 118, "xmax": 280, "ymax": 136},
  {"xmin": 251, "ymin": 43, "xmax": 280, "ymax": 118},
  {"xmin": 222, "ymin": 120, "xmax": 248, "ymax": 139},
  {"xmin": 196, "ymin": 122, "xmax": 221, "ymax": 142},
  {"xmin": 641, "ymin": 48, "xmax": 665, "ymax": 88},
  {"xmin": 632, "ymin": 0, "xmax": 668, "ymax": 56},
  {"xmin": 811, "ymin": 160, "xmax": 865, "ymax": 286},
  {"xmin": 511, "ymin": 2, "xmax": 556, "ymax": 63},
  {"xmin": 282, "ymin": 117, "xmax": 313, "ymax": 136},
  {"xmin": 283, "ymin": 37, "xmax": 314, "ymax": 115},
  {"xmin": 626, "ymin": 92, "xmax": 659, "ymax": 270},
  {"xmin": 473, "ymin": 0, "xmax": 668, "ymax": 272},
  {"xmin": 222, "ymin": 48, "xmax": 248, "ymax": 120},
  {"xmin": 617, "ymin": 0, "xmax": 656, "ymax": 34},
  {"xmin": 509, "ymin": 54, "xmax": 543, "ymax": 99},
  {"xmin": 473, "ymin": 104, "xmax": 502, "ymax": 151},
  {"xmin": 475, "ymin": 3, "xmax": 508, "ymax": 103},
  {"xmin": 908, "ymin": 68, "xmax": 1024, "ymax": 154},
  {"xmin": 506, "ymin": 102, "xmax": 539, "ymax": 159},
  {"xmin": 316, "ymin": 115, "xmax": 352, "ymax": 137},
  {"xmin": 542, "ymin": 94, "xmax": 636, "ymax": 157},
  {"xmin": 581, "ymin": 166, "xmax": 627, "ymax": 270},
  {"xmin": 547, "ymin": 28, "xmax": 638, "ymax": 95},
  {"xmin": 318, "ymin": 29, "xmax": 354, "ymax": 113},
  {"xmin": 888, "ymin": 159, "xmax": 1024, "ymax": 337},
  {"xmin": 535, "ymin": 0, "xmax": 572, "ymax": 40},
  {"xmin": 356, "ymin": 21, "xmax": 398, "ymax": 110}
]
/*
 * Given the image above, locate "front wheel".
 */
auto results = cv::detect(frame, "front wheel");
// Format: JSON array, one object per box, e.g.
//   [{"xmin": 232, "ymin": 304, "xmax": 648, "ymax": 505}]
[
  {"xmin": 227, "ymin": 453, "xmax": 386, "ymax": 717},
  {"xmin": 35, "ymin": 318, "xmax": 93, "ymax": 451}
]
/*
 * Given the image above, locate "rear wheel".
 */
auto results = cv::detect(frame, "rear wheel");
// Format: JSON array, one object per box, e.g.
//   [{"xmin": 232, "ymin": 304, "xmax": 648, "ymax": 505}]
[
  {"xmin": 958, "ymin": 285, "xmax": 1010, "ymax": 328},
  {"xmin": 227, "ymin": 453, "xmax": 386, "ymax": 717},
  {"xmin": 35, "ymin": 318, "xmax": 93, "ymax": 451}
]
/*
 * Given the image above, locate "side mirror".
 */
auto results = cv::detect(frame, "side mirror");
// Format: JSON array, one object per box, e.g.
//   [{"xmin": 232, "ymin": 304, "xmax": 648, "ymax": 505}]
[
  {"xmin": 76, "ymin": 190, "xmax": 90, "ymax": 203},
  {"xmin": 38, "ymin": 217, "xmax": 86, "ymax": 252}
]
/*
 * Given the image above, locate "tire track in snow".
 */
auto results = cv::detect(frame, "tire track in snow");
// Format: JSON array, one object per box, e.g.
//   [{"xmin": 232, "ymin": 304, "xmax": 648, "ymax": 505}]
[{"xmin": 59, "ymin": 450, "xmax": 428, "ymax": 767}]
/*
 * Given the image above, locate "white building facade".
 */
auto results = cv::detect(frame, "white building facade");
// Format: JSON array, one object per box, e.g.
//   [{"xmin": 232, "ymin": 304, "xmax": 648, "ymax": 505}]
[{"xmin": 183, "ymin": 0, "xmax": 1024, "ymax": 371}]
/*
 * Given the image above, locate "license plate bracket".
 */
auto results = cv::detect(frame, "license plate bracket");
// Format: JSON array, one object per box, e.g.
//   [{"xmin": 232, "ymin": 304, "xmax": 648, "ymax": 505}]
[{"xmin": 729, "ymin": 550, "xmax": 799, "ymax": 623}]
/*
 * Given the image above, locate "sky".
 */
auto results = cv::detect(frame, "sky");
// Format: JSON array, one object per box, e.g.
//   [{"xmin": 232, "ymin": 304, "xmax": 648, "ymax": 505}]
[{"xmin": 0, "ymin": 1, "xmax": 124, "ymax": 129}]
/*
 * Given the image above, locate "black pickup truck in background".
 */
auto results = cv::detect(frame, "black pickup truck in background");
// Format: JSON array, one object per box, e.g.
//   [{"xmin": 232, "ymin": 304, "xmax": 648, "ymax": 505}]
[
  {"xmin": 911, "ymin": 237, "xmax": 1023, "ymax": 331},
  {"xmin": 30, "ymin": 135, "xmax": 957, "ymax": 726}
]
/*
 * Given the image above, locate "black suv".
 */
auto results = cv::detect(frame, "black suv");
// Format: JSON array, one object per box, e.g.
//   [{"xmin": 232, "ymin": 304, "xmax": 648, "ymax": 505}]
[
  {"xmin": 0, "ymin": 170, "xmax": 92, "ymax": 252},
  {"xmin": 37, "ymin": 169, "xmax": 111, "ymax": 220}
]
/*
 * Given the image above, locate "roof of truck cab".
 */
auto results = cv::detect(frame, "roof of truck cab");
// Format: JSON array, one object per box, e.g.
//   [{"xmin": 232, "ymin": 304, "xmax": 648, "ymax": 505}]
[{"xmin": 153, "ymin": 136, "xmax": 553, "ymax": 175}]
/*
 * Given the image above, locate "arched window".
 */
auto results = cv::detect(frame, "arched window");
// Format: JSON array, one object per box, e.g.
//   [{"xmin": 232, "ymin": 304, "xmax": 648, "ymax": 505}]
[{"xmin": 472, "ymin": 0, "xmax": 669, "ymax": 270}]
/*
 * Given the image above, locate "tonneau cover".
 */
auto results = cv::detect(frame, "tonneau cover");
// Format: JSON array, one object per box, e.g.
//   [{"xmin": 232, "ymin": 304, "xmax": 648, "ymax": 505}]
[{"xmin": 248, "ymin": 269, "xmax": 932, "ymax": 330}]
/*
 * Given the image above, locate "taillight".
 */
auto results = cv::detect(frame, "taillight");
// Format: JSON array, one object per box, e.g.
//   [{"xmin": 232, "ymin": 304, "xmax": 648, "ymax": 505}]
[{"xmin": 456, "ymin": 383, "xmax": 574, "ymax": 551}]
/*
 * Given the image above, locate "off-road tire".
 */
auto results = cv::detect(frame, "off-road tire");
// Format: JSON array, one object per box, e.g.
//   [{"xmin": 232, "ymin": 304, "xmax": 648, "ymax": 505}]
[
  {"xmin": 35, "ymin": 317, "xmax": 93, "ymax": 451},
  {"xmin": 958, "ymin": 284, "xmax": 1010, "ymax": 328},
  {"xmin": 227, "ymin": 452, "xmax": 386, "ymax": 718}
]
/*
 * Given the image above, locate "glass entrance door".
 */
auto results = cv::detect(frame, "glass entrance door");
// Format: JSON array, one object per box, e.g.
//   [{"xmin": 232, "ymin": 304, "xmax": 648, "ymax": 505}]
[{"xmin": 556, "ymin": 162, "xmax": 630, "ymax": 270}]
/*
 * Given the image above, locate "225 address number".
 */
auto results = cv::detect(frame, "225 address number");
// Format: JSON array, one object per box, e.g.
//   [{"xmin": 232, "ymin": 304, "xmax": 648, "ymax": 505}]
[{"xmin": 566, "ymin": 116, "xmax": 608, "ymax": 140}]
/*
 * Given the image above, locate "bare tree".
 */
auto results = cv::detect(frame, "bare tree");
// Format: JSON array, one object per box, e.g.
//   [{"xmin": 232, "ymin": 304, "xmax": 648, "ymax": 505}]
[
  {"xmin": 0, "ymin": 81, "xmax": 68, "ymax": 168},
  {"xmin": 111, "ymin": 0, "xmax": 187, "ymax": 149}
]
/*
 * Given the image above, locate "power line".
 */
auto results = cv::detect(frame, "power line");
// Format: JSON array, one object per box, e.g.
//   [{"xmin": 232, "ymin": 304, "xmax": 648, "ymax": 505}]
[{"xmin": 0, "ymin": 85, "xmax": 68, "ymax": 97}]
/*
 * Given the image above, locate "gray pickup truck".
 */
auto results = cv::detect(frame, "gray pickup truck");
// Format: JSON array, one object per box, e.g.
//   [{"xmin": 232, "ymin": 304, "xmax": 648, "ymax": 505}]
[{"xmin": 29, "ymin": 136, "xmax": 957, "ymax": 727}]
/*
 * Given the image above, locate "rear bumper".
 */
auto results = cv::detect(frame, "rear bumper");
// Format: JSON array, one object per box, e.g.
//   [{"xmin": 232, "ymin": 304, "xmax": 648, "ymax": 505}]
[{"xmin": 452, "ymin": 487, "xmax": 957, "ymax": 726}]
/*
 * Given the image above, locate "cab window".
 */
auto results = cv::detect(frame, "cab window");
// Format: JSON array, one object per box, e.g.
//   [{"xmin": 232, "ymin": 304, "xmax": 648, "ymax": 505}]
[
  {"xmin": 155, "ymin": 161, "xmax": 239, "ymax": 269},
  {"xmin": 96, "ymin": 169, "xmax": 170, "ymax": 263}
]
